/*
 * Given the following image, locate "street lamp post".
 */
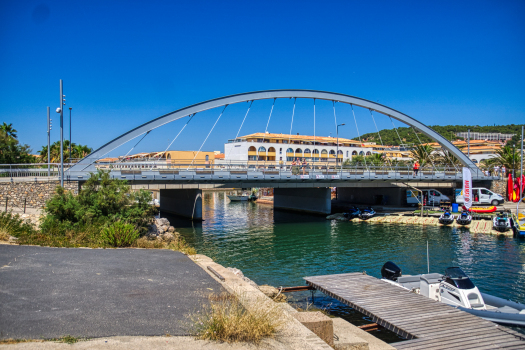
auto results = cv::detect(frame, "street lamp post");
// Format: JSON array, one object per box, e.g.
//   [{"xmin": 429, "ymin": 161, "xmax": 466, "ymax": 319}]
[
  {"xmin": 337, "ymin": 123, "xmax": 345, "ymax": 171},
  {"xmin": 69, "ymin": 107, "xmax": 72, "ymax": 164},
  {"xmin": 47, "ymin": 107, "xmax": 50, "ymax": 177},
  {"xmin": 57, "ymin": 80, "xmax": 65, "ymax": 187}
]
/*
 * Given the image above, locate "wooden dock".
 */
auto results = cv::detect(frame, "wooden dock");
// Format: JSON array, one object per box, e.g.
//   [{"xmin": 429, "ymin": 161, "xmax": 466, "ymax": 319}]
[{"xmin": 305, "ymin": 273, "xmax": 525, "ymax": 349}]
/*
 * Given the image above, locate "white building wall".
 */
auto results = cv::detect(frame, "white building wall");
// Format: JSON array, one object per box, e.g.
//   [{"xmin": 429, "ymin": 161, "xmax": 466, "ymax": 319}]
[{"xmin": 224, "ymin": 141, "xmax": 373, "ymax": 163}]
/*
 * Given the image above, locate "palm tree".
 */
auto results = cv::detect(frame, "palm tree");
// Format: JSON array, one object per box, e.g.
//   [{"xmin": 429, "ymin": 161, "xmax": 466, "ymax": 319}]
[
  {"xmin": 435, "ymin": 148, "xmax": 461, "ymax": 169},
  {"xmin": 409, "ymin": 144, "xmax": 435, "ymax": 167},
  {"xmin": 1, "ymin": 122, "xmax": 17, "ymax": 139},
  {"xmin": 73, "ymin": 144, "xmax": 92, "ymax": 161},
  {"xmin": 366, "ymin": 153, "xmax": 386, "ymax": 166},
  {"xmin": 490, "ymin": 145, "xmax": 521, "ymax": 176}
]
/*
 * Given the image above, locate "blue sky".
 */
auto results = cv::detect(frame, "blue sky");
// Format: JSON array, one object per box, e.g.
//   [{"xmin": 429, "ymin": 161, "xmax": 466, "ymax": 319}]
[{"xmin": 1, "ymin": 0, "xmax": 524, "ymax": 157}]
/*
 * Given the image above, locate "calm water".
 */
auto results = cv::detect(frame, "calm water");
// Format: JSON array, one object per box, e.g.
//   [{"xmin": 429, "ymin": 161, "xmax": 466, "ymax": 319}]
[{"xmin": 163, "ymin": 191, "xmax": 525, "ymax": 340}]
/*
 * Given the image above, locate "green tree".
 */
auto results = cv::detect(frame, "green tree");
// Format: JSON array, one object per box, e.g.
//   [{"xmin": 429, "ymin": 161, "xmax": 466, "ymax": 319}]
[
  {"xmin": 41, "ymin": 169, "xmax": 156, "ymax": 236},
  {"xmin": 0, "ymin": 122, "xmax": 17, "ymax": 139},
  {"xmin": 0, "ymin": 134, "xmax": 35, "ymax": 163},
  {"xmin": 409, "ymin": 145, "xmax": 435, "ymax": 167},
  {"xmin": 485, "ymin": 145, "xmax": 521, "ymax": 176}
]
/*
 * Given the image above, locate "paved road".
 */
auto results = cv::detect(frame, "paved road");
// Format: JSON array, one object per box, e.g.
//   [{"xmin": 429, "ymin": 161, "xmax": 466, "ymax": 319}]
[{"xmin": 0, "ymin": 246, "xmax": 223, "ymax": 339}]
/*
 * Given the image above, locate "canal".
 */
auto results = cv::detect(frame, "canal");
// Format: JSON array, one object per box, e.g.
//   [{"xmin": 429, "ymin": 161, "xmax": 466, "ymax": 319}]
[{"xmin": 163, "ymin": 190, "xmax": 525, "ymax": 341}]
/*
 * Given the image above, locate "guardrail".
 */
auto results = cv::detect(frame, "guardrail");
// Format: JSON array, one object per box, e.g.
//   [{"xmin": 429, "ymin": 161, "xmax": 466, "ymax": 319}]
[{"xmin": 0, "ymin": 162, "xmax": 496, "ymax": 182}]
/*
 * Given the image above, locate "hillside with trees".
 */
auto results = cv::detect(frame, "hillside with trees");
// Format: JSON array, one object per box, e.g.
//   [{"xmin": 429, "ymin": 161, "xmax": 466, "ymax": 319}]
[{"xmin": 354, "ymin": 124, "xmax": 523, "ymax": 146}]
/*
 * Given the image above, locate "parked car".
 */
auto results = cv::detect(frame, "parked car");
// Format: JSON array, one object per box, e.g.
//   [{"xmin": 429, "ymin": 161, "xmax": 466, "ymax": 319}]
[
  {"xmin": 406, "ymin": 189, "xmax": 450, "ymax": 206},
  {"xmin": 455, "ymin": 188, "xmax": 504, "ymax": 206}
]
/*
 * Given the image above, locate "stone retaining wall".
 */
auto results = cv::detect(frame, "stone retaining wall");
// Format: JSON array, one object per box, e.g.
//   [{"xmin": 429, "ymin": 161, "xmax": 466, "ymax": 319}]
[
  {"xmin": 490, "ymin": 179, "xmax": 506, "ymax": 195},
  {"xmin": 0, "ymin": 181, "xmax": 79, "ymax": 209}
]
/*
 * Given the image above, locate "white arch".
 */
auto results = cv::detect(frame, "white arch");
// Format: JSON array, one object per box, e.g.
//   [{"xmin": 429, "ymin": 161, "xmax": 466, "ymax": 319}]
[{"xmin": 70, "ymin": 89, "xmax": 477, "ymax": 171}]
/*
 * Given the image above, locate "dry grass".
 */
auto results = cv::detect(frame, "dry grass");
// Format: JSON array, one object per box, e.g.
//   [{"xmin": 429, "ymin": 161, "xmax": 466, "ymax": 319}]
[
  {"xmin": 0, "ymin": 228, "xmax": 9, "ymax": 241},
  {"xmin": 0, "ymin": 339, "xmax": 43, "ymax": 345},
  {"xmin": 134, "ymin": 235, "xmax": 197, "ymax": 255},
  {"xmin": 190, "ymin": 292, "xmax": 283, "ymax": 343}
]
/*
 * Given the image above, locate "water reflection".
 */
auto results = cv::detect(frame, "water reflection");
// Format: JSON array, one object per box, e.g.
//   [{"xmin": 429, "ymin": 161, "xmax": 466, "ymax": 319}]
[{"xmin": 162, "ymin": 191, "xmax": 525, "ymax": 339}]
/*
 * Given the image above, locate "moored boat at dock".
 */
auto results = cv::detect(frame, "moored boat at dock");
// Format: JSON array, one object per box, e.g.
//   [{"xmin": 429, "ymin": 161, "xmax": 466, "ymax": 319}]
[
  {"xmin": 456, "ymin": 211, "xmax": 472, "ymax": 225},
  {"xmin": 438, "ymin": 211, "xmax": 454, "ymax": 225},
  {"xmin": 380, "ymin": 261, "xmax": 525, "ymax": 327},
  {"xmin": 493, "ymin": 211, "xmax": 512, "ymax": 232}
]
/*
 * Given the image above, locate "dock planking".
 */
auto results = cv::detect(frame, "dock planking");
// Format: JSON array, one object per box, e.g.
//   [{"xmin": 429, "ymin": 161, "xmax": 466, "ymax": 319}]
[{"xmin": 304, "ymin": 273, "xmax": 525, "ymax": 349}]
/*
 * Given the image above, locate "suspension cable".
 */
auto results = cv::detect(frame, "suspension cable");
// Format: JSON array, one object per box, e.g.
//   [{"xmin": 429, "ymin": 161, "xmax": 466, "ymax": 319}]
[
  {"xmin": 333, "ymin": 101, "xmax": 340, "ymax": 170},
  {"xmin": 351, "ymin": 104, "xmax": 368, "ymax": 171},
  {"xmin": 188, "ymin": 105, "xmax": 228, "ymax": 170},
  {"xmin": 118, "ymin": 131, "xmax": 151, "ymax": 164},
  {"xmin": 80, "ymin": 129, "xmax": 152, "ymax": 172},
  {"xmin": 369, "ymin": 109, "xmax": 393, "ymax": 171},
  {"xmin": 287, "ymin": 98, "xmax": 296, "ymax": 156},
  {"xmin": 257, "ymin": 98, "xmax": 276, "ymax": 167},
  {"xmin": 411, "ymin": 126, "xmax": 436, "ymax": 171},
  {"xmin": 313, "ymin": 99, "xmax": 316, "ymax": 164},
  {"xmin": 226, "ymin": 101, "xmax": 253, "ymax": 162},
  {"xmin": 151, "ymin": 113, "xmax": 196, "ymax": 170},
  {"xmin": 440, "ymin": 146, "xmax": 460, "ymax": 172}
]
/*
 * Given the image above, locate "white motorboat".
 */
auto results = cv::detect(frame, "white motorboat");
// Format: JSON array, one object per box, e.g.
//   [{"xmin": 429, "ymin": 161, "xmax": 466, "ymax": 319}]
[
  {"xmin": 438, "ymin": 211, "xmax": 455, "ymax": 225},
  {"xmin": 456, "ymin": 211, "xmax": 472, "ymax": 226},
  {"xmin": 380, "ymin": 261, "xmax": 525, "ymax": 327},
  {"xmin": 227, "ymin": 194, "xmax": 249, "ymax": 201},
  {"xmin": 493, "ymin": 211, "xmax": 512, "ymax": 232}
]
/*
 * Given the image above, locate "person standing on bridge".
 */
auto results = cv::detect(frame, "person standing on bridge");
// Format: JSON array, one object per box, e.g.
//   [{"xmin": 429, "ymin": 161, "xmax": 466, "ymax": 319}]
[{"xmin": 413, "ymin": 161, "xmax": 420, "ymax": 176}]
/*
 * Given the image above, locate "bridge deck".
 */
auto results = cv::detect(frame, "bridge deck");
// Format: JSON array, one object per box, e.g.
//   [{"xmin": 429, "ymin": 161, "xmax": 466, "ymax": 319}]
[{"xmin": 304, "ymin": 273, "xmax": 525, "ymax": 349}]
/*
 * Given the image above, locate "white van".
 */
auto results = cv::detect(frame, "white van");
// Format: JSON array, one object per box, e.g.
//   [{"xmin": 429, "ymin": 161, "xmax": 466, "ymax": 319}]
[
  {"xmin": 406, "ymin": 189, "xmax": 450, "ymax": 206},
  {"xmin": 455, "ymin": 188, "xmax": 504, "ymax": 206}
]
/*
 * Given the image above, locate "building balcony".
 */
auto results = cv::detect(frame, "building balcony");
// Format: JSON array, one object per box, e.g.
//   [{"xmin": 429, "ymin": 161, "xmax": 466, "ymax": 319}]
[
  {"xmin": 267, "ymin": 152, "xmax": 276, "ymax": 156},
  {"xmin": 248, "ymin": 151, "xmax": 257, "ymax": 156}
]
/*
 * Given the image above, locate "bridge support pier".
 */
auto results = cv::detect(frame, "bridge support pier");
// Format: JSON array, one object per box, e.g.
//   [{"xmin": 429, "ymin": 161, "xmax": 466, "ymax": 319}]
[
  {"xmin": 159, "ymin": 189, "xmax": 202, "ymax": 220},
  {"xmin": 274, "ymin": 188, "xmax": 331, "ymax": 215}
]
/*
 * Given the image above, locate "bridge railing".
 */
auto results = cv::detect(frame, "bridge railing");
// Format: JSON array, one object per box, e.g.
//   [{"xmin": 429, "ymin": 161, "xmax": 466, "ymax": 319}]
[{"xmin": 0, "ymin": 161, "xmax": 492, "ymax": 180}]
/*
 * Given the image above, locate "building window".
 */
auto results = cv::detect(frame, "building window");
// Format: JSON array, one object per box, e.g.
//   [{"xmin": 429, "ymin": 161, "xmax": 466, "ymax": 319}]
[
  {"xmin": 279, "ymin": 148, "xmax": 282, "ymax": 154},
  {"xmin": 287, "ymin": 148, "xmax": 294, "ymax": 154},
  {"xmin": 258, "ymin": 146, "xmax": 266, "ymax": 152},
  {"xmin": 346, "ymin": 151, "xmax": 349, "ymax": 157},
  {"xmin": 330, "ymin": 150, "xmax": 336, "ymax": 156},
  {"xmin": 313, "ymin": 149, "xmax": 319, "ymax": 155},
  {"xmin": 352, "ymin": 151, "xmax": 358, "ymax": 156},
  {"xmin": 359, "ymin": 151, "xmax": 364, "ymax": 156},
  {"xmin": 205, "ymin": 155, "xmax": 209, "ymax": 161}
]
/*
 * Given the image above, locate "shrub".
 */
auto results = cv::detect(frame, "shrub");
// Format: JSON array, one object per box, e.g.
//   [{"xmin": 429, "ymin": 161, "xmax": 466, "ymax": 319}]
[
  {"xmin": 40, "ymin": 169, "xmax": 157, "ymax": 237},
  {"xmin": 191, "ymin": 293, "xmax": 283, "ymax": 343},
  {"xmin": 0, "ymin": 211, "xmax": 34, "ymax": 240},
  {"xmin": 101, "ymin": 221, "xmax": 139, "ymax": 247}
]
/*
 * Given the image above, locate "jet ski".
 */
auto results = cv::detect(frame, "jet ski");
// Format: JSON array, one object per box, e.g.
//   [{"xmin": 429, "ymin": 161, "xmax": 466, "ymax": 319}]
[
  {"xmin": 359, "ymin": 207, "xmax": 376, "ymax": 220},
  {"xmin": 343, "ymin": 206, "xmax": 361, "ymax": 219},
  {"xmin": 438, "ymin": 210, "xmax": 455, "ymax": 225},
  {"xmin": 456, "ymin": 211, "xmax": 472, "ymax": 226},
  {"xmin": 493, "ymin": 211, "xmax": 511, "ymax": 232},
  {"xmin": 380, "ymin": 262, "xmax": 525, "ymax": 327}
]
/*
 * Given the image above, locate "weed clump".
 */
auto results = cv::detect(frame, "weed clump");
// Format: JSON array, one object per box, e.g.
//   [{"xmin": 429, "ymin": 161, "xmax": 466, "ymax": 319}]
[
  {"xmin": 0, "ymin": 211, "xmax": 35, "ymax": 241},
  {"xmin": 191, "ymin": 293, "xmax": 283, "ymax": 343},
  {"xmin": 101, "ymin": 221, "xmax": 139, "ymax": 247}
]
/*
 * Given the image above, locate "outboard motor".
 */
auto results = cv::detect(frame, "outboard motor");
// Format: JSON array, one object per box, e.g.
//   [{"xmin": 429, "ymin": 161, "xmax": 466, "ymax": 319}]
[{"xmin": 381, "ymin": 261, "xmax": 402, "ymax": 281}]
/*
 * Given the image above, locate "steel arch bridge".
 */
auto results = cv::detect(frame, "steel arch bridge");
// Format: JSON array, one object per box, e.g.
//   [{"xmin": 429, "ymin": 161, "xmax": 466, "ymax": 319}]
[{"xmin": 70, "ymin": 89, "xmax": 478, "ymax": 173}]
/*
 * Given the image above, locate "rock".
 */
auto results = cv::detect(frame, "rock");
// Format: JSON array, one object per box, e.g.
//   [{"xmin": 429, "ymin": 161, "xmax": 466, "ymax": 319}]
[
  {"xmin": 259, "ymin": 285, "xmax": 287, "ymax": 302},
  {"xmin": 160, "ymin": 225, "xmax": 169, "ymax": 232},
  {"xmin": 146, "ymin": 224, "xmax": 159, "ymax": 239},
  {"xmin": 8, "ymin": 236, "xmax": 18, "ymax": 243},
  {"xmin": 155, "ymin": 218, "xmax": 170, "ymax": 227},
  {"xmin": 227, "ymin": 267, "xmax": 244, "ymax": 278},
  {"xmin": 161, "ymin": 232, "xmax": 175, "ymax": 243},
  {"xmin": 259, "ymin": 285, "xmax": 279, "ymax": 298},
  {"xmin": 168, "ymin": 226, "xmax": 175, "ymax": 233}
]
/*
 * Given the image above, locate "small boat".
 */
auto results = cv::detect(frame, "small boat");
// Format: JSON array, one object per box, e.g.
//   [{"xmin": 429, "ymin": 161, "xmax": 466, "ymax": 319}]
[
  {"xmin": 513, "ymin": 212, "xmax": 525, "ymax": 237},
  {"xmin": 359, "ymin": 207, "xmax": 376, "ymax": 220},
  {"xmin": 227, "ymin": 195, "xmax": 249, "ymax": 201},
  {"xmin": 456, "ymin": 211, "xmax": 472, "ymax": 226},
  {"xmin": 438, "ymin": 211, "xmax": 455, "ymax": 225},
  {"xmin": 493, "ymin": 211, "xmax": 512, "ymax": 232},
  {"xmin": 462, "ymin": 205, "xmax": 497, "ymax": 213},
  {"xmin": 343, "ymin": 206, "xmax": 361, "ymax": 219},
  {"xmin": 380, "ymin": 261, "xmax": 525, "ymax": 327}
]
